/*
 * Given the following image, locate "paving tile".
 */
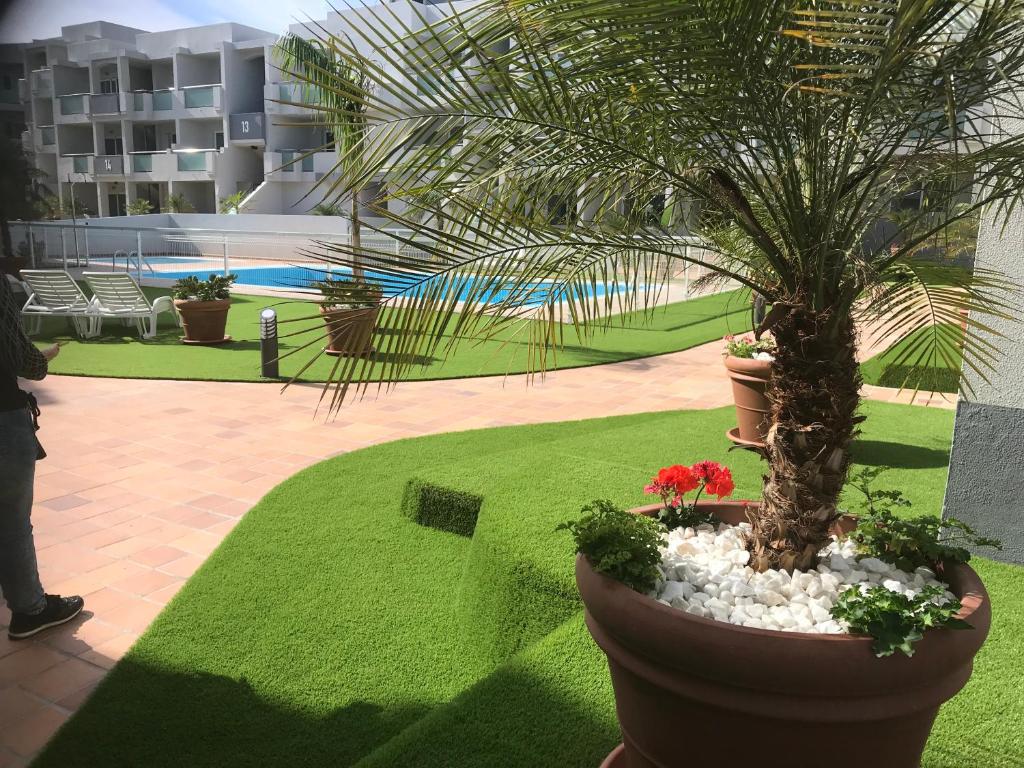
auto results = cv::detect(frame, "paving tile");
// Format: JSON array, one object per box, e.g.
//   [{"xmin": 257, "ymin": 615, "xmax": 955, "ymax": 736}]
[
  {"xmin": 19, "ymin": 657, "xmax": 106, "ymax": 703},
  {"xmin": 0, "ymin": 705, "xmax": 68, "ymax": 757},
  {"xmin": 0, "ymin": 687, "xmax": 45, "ymax": 728}
]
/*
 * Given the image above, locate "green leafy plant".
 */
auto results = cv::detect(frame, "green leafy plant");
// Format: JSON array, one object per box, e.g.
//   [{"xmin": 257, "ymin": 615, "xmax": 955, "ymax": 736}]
[
  {"xmin": 847, "ymin": 467, "xmax": 1000, "ymax": 571},
  {"xmin": 724, "ymin": 334, "xmax": 775, "ymax": 360},
  {"xmin": 218, "ymin": 190, "xmax": 248, "ymax": 214},
  {"xmin": 831, "ymin": 585, "xmax": 971, "ymax": 658},
  {"xmin": 126, "ymin": 198, "xmax": 154, "ymax": 216},
  {"xmin": 557, "ymin": 500, "xmax": 666, "ymax": 593},
  {"xmin": 163, "ymin": 192, "xmax": 194, "ymax": 214},
  {"xmin": 314, "ymin": 277, "xmax": 383, "ymax": 310},
  {"xmin": 171, "ymin": 274, "xmax": 237, "ymax": 302}
]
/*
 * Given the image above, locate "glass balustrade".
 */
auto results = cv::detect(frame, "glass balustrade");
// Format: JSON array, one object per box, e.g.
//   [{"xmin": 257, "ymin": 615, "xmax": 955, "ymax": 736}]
[
  {"xmin": 132, "ymin": 154, "xmax": 153, "ymax": 172},
  {"xmin": 183, "ymin": 86, "xmax": 216, "ymax": 108},
  {"xmin": 72, "ymin": 156, "xmax": 89, "ymax": 173},
  {"xmin": 153, "ymin": 90, "xmax": 172, "ymax": 111},
  {"xmin": 60, "ymin": 95, "xmax": 85, "ymax": 115},
  {"xmin": 177, "ymin": 153, "xmax": 208, "ymax": 172},
  {"xmin": 40, "ymin": 126, "xmax": 55, "ymax": 145}
]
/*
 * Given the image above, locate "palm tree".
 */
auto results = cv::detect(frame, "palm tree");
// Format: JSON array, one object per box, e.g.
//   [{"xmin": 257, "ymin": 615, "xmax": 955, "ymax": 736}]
[
  {"xmin": 287, "ymin": 0, "xmax": 1024, "ymax": 572},
  {"xmin": 277, "ymin": 32, "xmax": 372, "ymax": 278}
]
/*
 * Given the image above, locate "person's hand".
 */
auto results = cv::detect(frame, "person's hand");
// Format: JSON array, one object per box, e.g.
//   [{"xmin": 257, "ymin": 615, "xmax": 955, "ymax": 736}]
[{"xmin": 42, "ymin": 344, "xmax": 60, "ymax": 361}]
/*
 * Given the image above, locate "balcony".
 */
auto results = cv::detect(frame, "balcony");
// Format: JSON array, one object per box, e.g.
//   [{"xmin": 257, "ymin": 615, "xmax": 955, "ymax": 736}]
[
  {"xmin": 182, "ymin": 85, "xmax": 221, "ymax": 110},
  {"xmin": 229, "ymin": 112, "xmax": 265, "ymax": 143},
  {"xmin": 265, "ymin": 82, "xmax": 315, "ymax": 115},
  {"xmin": 131, "ymin": 152, "xmax": 154, "ymax": 173},
  {"xmin": 30, "ymin": 69, "xmax": 52, "ymax": 98},
  {"xmin": 265, "ymin": 150, "xmax": 335, "ymax": 180},
  {"xmin": 174, "ymin": 150, "xmax": 217, "ymax": 176},
  {"xmin": 93, "ymin": 155, "xmax": 125, "ymax": 176},
  {"xmin": 152, "ymin": 89, "xmax": 172, "ymax": 111},
  {"xmin": 59, "ymin": 94, "xmax": 86, "ymax": 116},
  {"xmin": 89, "ymin": 93, "xmax": 121, "ymax": 116}
]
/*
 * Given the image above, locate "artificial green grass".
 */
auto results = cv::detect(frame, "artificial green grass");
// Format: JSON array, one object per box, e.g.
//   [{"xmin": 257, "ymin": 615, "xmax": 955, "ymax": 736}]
[
  {"xmin": 861, "ymin": 325, "xmax": 963, "ymax": 394},
  {"xmin": 30, "ymin": 287, "xmax": 749, "ymax": 383},
  {"xmin": 34, "ymin": 403, "xmax": 1022, "ymax": 768}
]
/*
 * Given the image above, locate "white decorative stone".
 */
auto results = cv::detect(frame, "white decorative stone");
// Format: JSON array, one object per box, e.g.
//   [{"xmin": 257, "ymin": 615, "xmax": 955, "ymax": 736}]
[{"xmin": 656, "ymin": 522, "xmax": 954, "ymax": 636}]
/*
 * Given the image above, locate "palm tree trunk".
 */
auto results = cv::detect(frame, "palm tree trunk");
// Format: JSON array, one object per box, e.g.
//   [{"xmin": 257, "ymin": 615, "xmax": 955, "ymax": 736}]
[
  {"xmin": 350, "ymin": 189, "xmax": 365, "ymax": 281},
  {"xmin": 749, "ymin": 305, "xmax": 861, "ymax": 573}
]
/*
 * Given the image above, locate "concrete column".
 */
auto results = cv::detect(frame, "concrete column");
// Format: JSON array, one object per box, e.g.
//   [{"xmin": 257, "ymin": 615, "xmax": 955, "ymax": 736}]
[
  {"xmin": 942, "ymin": 212, "xmax": 1024, "ymax": 564},
  {"xmin": 96, "ymin": 182, "xmax": 110, "ymax": 217}
]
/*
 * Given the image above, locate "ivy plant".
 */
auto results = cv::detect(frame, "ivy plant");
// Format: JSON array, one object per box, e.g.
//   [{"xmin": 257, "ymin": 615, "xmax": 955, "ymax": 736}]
[
  {"xmin": 846, "ymin": 467, "xmax": 1001, "ymax": 571},
  {"xmin": 558, "ymin": 500, "xmax": 666, "ymax": 593},
  {"xmin": 831, "ymin": 585, "xmax": 972, "ymax": 658}
]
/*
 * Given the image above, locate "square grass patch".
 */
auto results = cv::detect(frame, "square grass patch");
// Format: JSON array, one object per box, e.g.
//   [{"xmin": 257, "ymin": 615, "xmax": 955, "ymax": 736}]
[{"xmin": 402, "ymin": 479, "xmax": 483, "ymax": 537}]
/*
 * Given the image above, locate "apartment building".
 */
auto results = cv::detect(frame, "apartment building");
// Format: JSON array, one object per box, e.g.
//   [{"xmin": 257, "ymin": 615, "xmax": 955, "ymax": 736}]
[
  {"xmin": 19, "ymin": 20, "xmax": 275, "ymax": 216},
  {"xmin": 0, "ymin": 44, "xmax": 26, "ymax": 142}
]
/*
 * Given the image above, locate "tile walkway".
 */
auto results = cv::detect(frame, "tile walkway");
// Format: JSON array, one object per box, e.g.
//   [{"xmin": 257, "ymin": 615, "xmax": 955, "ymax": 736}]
[{"xmin": 0, "ymin": 337, "xmax": 953, "ymax": 764}]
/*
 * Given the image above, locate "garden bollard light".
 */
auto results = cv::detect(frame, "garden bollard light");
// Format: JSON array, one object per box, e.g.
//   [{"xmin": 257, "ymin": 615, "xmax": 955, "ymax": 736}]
[{"xmin": 260, "ymin": 308, "xmax": 279, "ymax": 379}]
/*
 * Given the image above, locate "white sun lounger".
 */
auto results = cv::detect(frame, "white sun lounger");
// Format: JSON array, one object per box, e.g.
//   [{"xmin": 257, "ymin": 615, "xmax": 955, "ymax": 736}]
[
  {"xmin": 20, "ymin": 269, "xmax": 100, "ymax": 338},
  {"xmin": 82, "ymin": 272, "xmax": 178, "ymax": 339}
]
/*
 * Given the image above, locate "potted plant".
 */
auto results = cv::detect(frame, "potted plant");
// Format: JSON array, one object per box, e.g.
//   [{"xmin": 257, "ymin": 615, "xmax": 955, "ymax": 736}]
[
  {"xmin": 562, "ymin": 464, "xmax": 997, "ymax": 768},
  {"xmin": 171, "ymin": 273, "xmax": 237, "ymax": 344},
  {"xmin": 313, "ymin": 277, "xmax": 382, "ymax": 357},
  {"xmin": 282, "ymin": 3, "xmax": 1024, "ymax": 764},
  {"xmin": 723, "ymin": 333, "xmax": 775, "ymax": 448}
]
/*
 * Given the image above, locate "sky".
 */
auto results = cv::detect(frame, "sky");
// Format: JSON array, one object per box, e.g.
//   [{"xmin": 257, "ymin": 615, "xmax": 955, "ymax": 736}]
[{"xmin": 0, "ymin": 0, "xmax": 358, "ymax": 43}]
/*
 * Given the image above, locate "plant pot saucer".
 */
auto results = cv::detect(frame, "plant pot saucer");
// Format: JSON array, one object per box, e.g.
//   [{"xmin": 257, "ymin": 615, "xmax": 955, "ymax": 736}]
[
  {"xmin": 180, "ymin": 335, "xmax": 232, "ymax": 346},
  {"xmin": 726, "ymin": 426, "xmax": 765, "ymax": 450},
  {"xmin": 598, "ymin": 744, "xmax": 626, "ymax": 768},
  {"xmin": 324, "ymin": 346, "xmax": 374, "ymax": 358}
]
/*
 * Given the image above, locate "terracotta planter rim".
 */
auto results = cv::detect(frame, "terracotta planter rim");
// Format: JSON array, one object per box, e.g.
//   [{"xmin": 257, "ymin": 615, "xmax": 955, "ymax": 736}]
[
  {"xmin": 173, "ymin": 297, "xmax": 231, "ymax": 310},
  {"xmin": 723, "ymin": 354, "xmax": 772, "ymax": 375}
]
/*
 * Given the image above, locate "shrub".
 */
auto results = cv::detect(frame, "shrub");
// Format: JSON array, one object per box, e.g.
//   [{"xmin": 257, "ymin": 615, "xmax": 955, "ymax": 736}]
[
  {"xmin": 401, "ymin": 479, "xmax": 483, "ymax": 537},
  {"xmin": 557, "ymin": 500, "xmax": 666, "ymax": 593},
  {"xmin": 315, "ymin": 277, "xmax": 383, "ymax": 310},
  {"xmin": 846, "ymin": 467, "xmax": 1000, "ymax": 571},
  {"xmin": 171, "ymin": 274, "xmax": 237, "ymax": 302},
  {"xmin": 126, "ymin": 199, "xmax": 154, "ymax": 216}
]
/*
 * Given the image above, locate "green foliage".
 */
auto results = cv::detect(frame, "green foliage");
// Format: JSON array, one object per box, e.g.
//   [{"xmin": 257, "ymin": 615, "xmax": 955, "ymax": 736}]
[
  {"xmin": 312, "ymin": 202, "xmax": 343, "ymax": 216},
  {"xmin": 315, "ymin": 277, "xmax": 383, "ymax": 309},
  {"xmin": 163, "ymin": 192, "xmax": 194, "ymax": 214},
  {"xmin": 126, "ymin": 198, "xmax": 154, "ymax": 216},
  {"xmin": 171, "ymin": 274, "xmax": 237, "ymax": 302},
  {"xmin": 831, "ymin": 585, "xmax": 972, "ymax": 658},
  {"xmin": 657, "ymin": 504, "xmax": 714, "ymax": 531},
  {"xmin": 218, "ymin": 190, "xmax": 248, "ymax": 214},
  {"xmin": 724, "ymin": 334, "xmax": 775, "ymax": 359},
  {"xmin": 557, "ymin": 500, "xmax": 665, "ymax": 593},
  {"xmin": 848, "ymin": 467, "xmax": 1001, "ymax": 570},
  {"xmin": 400, "ymin": 478, "xmax": 483, "ymax": 537}
]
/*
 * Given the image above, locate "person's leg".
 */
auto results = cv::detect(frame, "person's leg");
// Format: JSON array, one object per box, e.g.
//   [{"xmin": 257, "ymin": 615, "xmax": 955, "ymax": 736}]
[
  {"xmin": 0, "ymin": 407, "xmax": 46, "ymax": 615},
  {"xmin": 0, "ymin": 406, "xmax": 84, "ymax": 640}
]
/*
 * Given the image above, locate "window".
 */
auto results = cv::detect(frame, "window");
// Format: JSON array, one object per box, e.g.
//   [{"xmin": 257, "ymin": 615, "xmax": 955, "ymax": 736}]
[
  {"xmin": 214, "ymin": 131, "xmax": 224, "ymax": 150},
  {"xmin": 1, "ymin": 75, "xmax": 10, "ymax": 90},
  {"xmin": 104, "ymin": 137, "xmax": 123, "ymax": 155},
  {"xmin": 99, "ymin": 78, "xmax": 119, "ymax": 94}
]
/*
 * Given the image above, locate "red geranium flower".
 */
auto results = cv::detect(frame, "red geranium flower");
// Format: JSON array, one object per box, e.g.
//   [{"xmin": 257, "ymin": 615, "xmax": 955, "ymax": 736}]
[{"xmin": 644, "ymin": 464, "xmax": 699, "ymax": 500}]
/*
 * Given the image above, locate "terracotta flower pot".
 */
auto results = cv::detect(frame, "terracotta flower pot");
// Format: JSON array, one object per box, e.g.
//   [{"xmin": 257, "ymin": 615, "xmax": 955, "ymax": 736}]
[
  {"xmin": 577, "ymin": 501, "xmax": 991, "ymax": 768},
  {"xmin": 321, "ymin": 305, "xmax": 378, "ymax": 357},
  {"xmin": 174, "ymin": 298, "xmax": 231, "ymax": 344},
  {"xmin": 723, "ymin": 355, "xmax": 772, "ymax": 447}
]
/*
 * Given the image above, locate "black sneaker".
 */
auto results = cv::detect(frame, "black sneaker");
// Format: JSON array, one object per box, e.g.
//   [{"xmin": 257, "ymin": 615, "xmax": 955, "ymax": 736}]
[{"xmin": 8, "ymin": 595, "xmax": 85, "ymax": 640}]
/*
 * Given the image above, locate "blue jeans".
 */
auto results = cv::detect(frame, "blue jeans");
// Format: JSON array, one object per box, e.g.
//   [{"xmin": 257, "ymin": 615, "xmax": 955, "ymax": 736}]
[{"xmin": 0, "ymin": 408, "xmax": 46, "ymax": 614}]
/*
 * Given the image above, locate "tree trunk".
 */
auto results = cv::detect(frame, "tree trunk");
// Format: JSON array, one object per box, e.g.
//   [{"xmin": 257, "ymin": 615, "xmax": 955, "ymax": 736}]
[
  {"xmin": 749, "ymin": 305, "xmax": 861, "ymax": 573},
  {"xmin": 350, "ymin": 189, "xmax": 365, "ymax": 281}
]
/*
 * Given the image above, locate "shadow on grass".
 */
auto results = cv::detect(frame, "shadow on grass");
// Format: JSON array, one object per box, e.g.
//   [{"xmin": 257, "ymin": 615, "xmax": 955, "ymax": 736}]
[
  {"xmin": 33, "ymin": 658, "xmax": 432, "ymax": 768},
  {"xmin": 852, "ymin": 439, "xmax": 950, "ymax": 469}
]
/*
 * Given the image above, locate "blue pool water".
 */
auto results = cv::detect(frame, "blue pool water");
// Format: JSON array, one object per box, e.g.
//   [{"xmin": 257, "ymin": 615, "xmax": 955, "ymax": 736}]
[{"xmin": 155, "ymin": 264, "xmax": 624, "ymax": 304}]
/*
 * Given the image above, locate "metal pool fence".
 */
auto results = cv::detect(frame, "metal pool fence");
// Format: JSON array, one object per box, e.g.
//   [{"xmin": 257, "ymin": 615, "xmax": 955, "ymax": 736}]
[{"xmin": 6, "ymin": 219, "xmax": 735, "ymax": 299}]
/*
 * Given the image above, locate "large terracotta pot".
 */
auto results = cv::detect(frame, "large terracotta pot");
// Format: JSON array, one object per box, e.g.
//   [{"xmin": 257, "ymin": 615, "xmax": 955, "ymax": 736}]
[
  {"xmin": 723, "ymin": 355, "xmax": 771, "ymax": 447},
  {"xmin": 174, "ymin": 298, "xmax": 231, "ymax": 344},
  {"xmin": 578, "ymin": 501, "xmax": 991, "ymax": 768},
  {"xmin": 321, "ymin": 305, "xmax": 378, "ymax": 357}
]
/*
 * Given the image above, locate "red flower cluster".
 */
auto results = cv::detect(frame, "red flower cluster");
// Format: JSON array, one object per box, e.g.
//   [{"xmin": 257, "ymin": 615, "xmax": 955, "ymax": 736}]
[
  {"xmin": 691, "ymin": 460, "xmax": 735, "ymax": 499},
  {"xmin": 644, "ymin": 460, "xmax": 735, "ymax": 506}
]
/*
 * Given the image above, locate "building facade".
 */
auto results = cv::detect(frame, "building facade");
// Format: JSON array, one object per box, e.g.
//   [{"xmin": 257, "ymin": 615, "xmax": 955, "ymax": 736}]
[{"xmin": 19, "ymin": 20, "xmax": 275, "ymax": 216}]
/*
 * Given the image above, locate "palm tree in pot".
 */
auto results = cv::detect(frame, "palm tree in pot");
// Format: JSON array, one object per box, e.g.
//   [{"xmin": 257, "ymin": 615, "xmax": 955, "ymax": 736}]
[{"xmin": 284, "ymin": 1, "xmax": 1023, "ymax": 764}]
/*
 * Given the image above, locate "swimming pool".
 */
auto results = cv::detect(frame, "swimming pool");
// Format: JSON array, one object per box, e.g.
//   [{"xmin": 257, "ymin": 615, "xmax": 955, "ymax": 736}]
[{"xmin": 154, "ymin": 264, "xmax": 625, "ymax": 304}]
